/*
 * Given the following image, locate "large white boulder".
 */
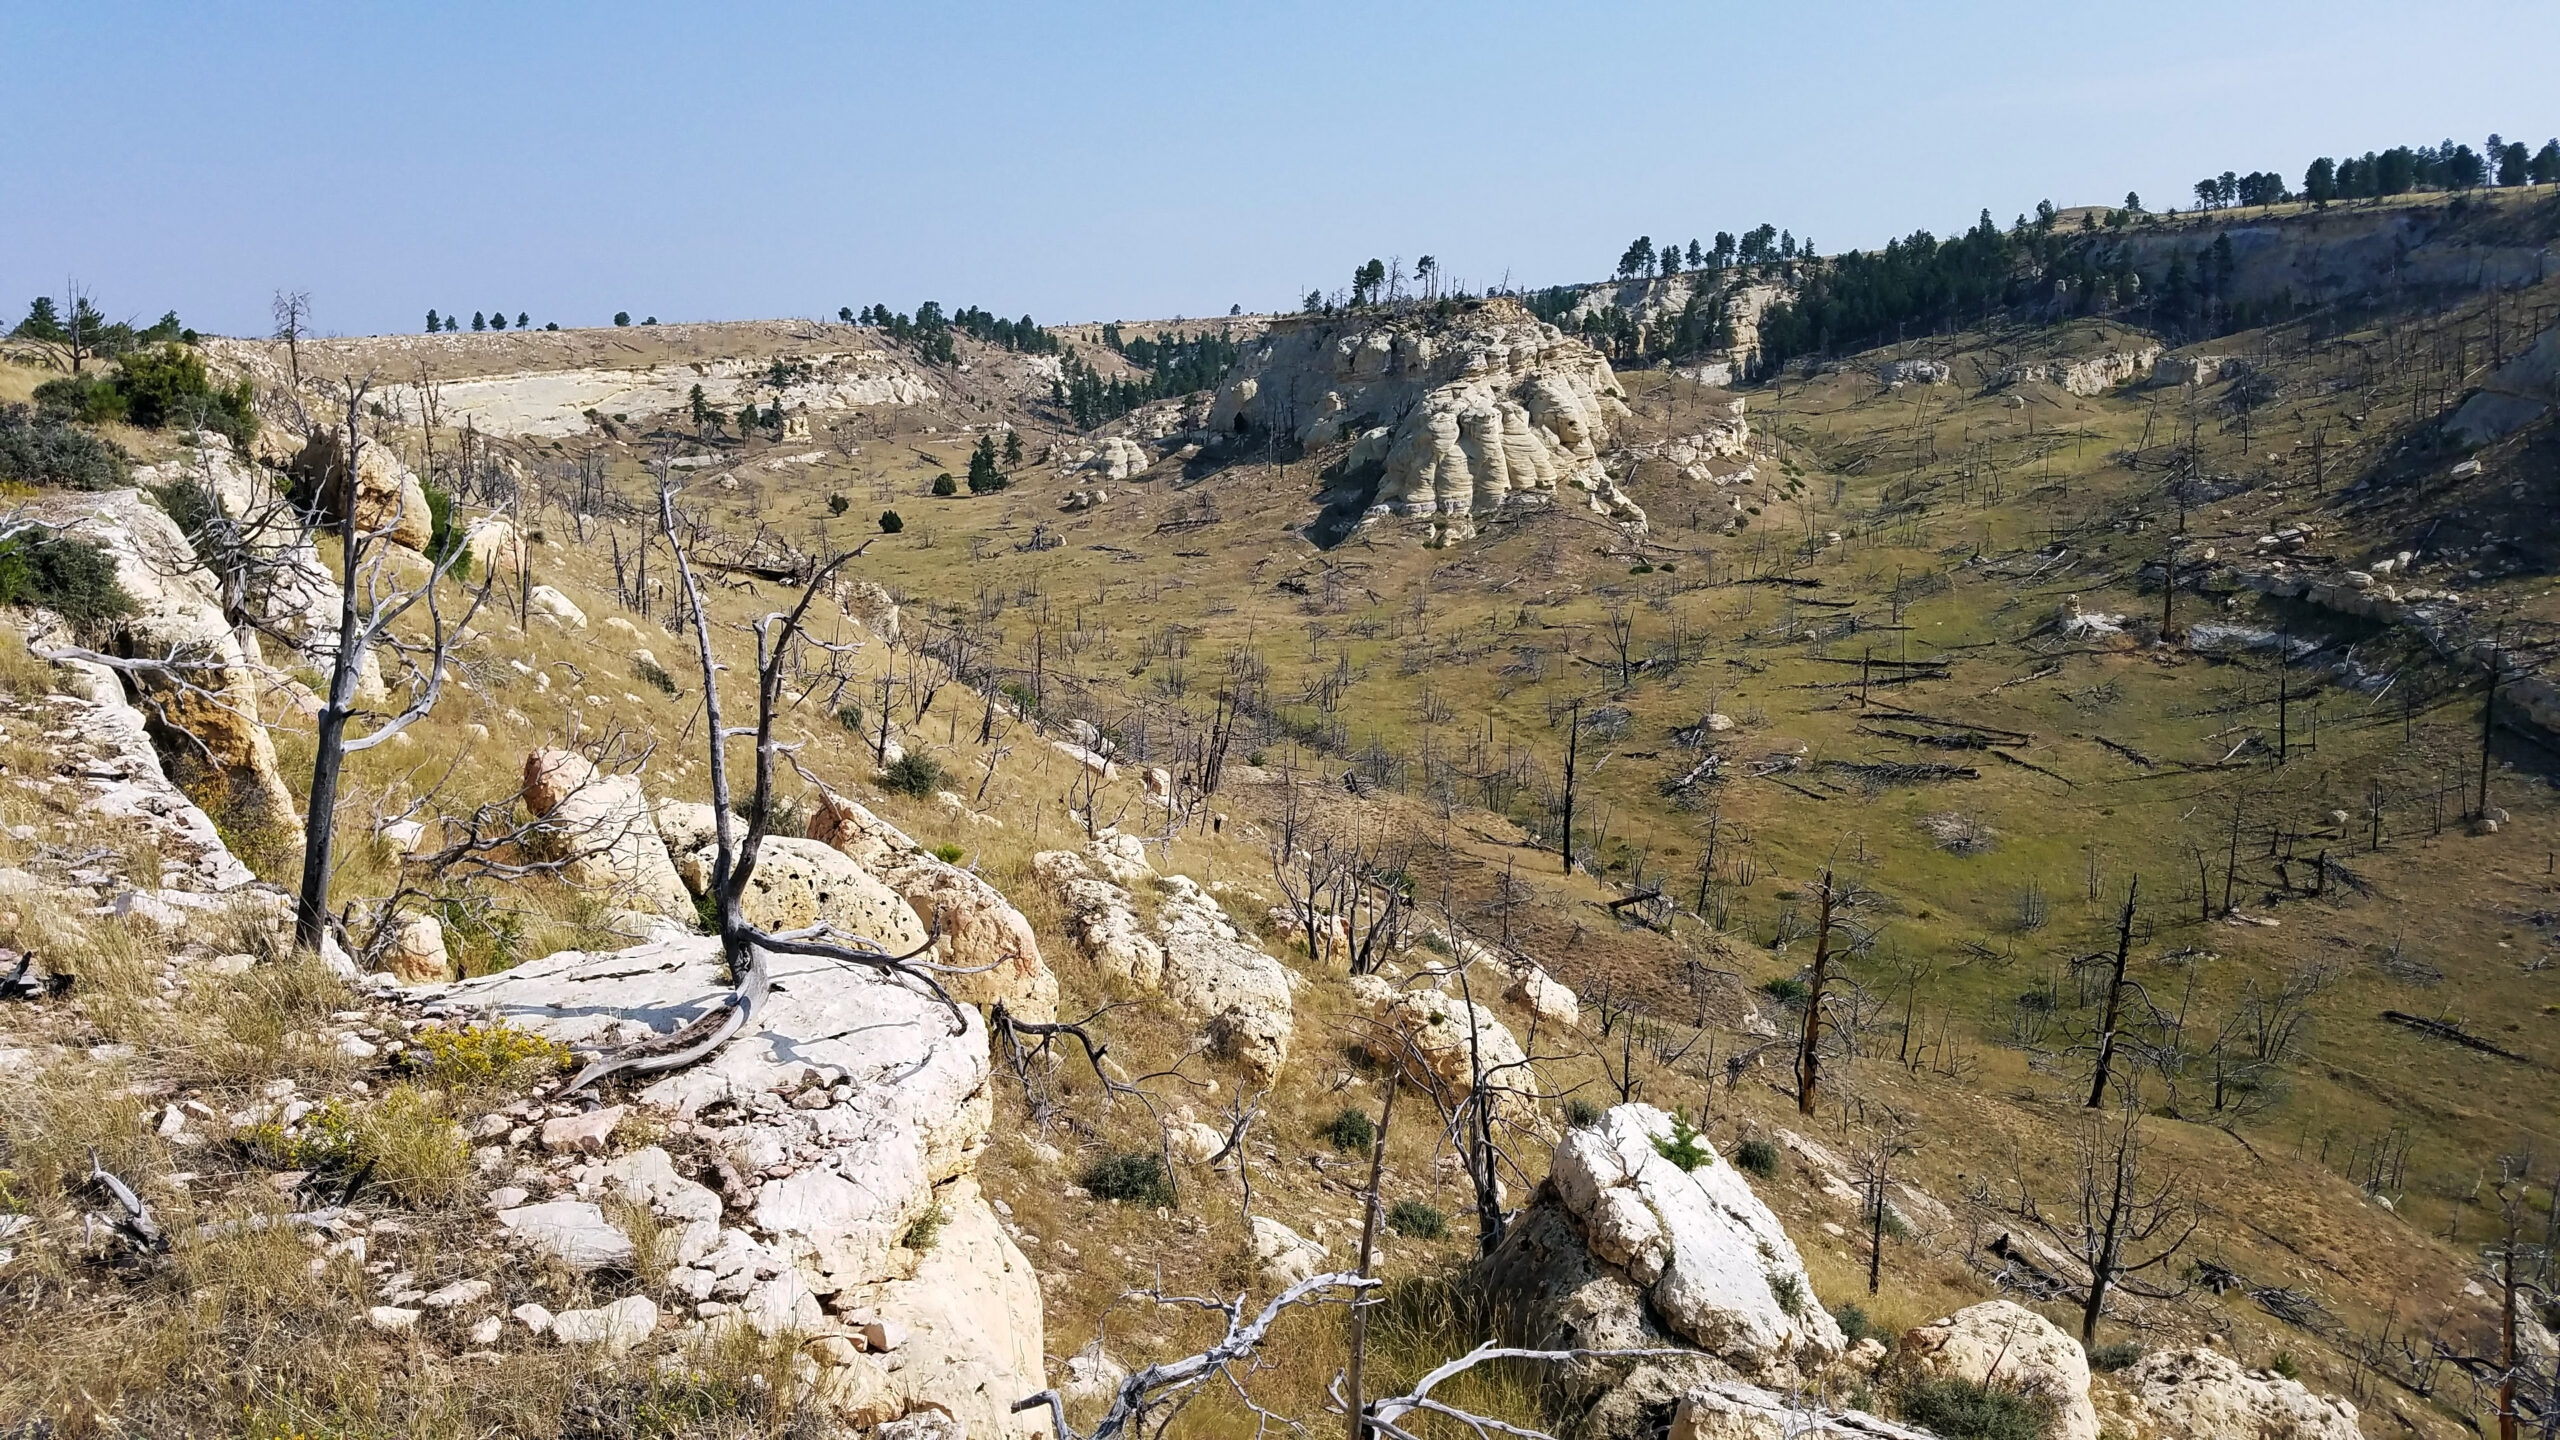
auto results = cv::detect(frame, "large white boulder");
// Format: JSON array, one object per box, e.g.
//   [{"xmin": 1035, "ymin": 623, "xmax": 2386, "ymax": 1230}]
[
  {"xmin": 1031, "ymin": 848, "xmax": 1164, "ymax": 988},
  {"xmin": 1900, "ymin": 1301, "xmax": 2097, "ymax": 1440},
  {"xmin": 2121, "ymin": 1347, "xmax": 2360, "ymax": 1440},
  {"xmin": 1489, "ymin": 1104, "xmax": 1841, "ymax": 1391},
  {"xmin": 1360, "ymin": 990, "xmax": 1532, "ymax": 1123},
  {"xmin": 521, "ymin": 748, "xmax": 695, "ymax": 921},
  {"xmin": 527, "ymin": 584, "xmax": 588, "ymax": 630},
  {"xmin": 669, "ymin": 833, "xmax": 929, "ymax": 955},
  {"xmin": 807, "ymin": 791, "xmax": 1056, "ymax": 1019}
]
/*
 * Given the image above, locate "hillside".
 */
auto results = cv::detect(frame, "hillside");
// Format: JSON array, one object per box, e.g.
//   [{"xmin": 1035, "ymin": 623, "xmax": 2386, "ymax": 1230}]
[{"xmin": 0, "ymin": 183, "xmax": 2557, "ymax": 1440}]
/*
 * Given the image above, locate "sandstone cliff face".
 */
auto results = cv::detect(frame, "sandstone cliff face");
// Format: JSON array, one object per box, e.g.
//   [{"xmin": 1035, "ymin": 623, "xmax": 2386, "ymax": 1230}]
[{"xmin": 1207, "ymin": 301, "xmax": 1640, "ymax": 544}]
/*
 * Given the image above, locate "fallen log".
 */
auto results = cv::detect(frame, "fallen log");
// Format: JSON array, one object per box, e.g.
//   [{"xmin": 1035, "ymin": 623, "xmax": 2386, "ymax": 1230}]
[{"xmin": 2380, "ymin": 1010, "xmax": 2534, "ymax": 1063}]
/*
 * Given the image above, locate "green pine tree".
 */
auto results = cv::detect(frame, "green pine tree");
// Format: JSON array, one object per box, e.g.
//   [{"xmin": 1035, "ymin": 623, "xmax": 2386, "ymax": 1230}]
[{"xmin": 966, "ymin": 435, "xmax": 1006, "ymax": 493}]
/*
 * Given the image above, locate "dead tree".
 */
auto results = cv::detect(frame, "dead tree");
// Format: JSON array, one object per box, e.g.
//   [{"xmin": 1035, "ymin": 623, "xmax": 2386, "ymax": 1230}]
[
  {"xmin": 1560, "ymin": 696, "xmax": 1583, "ymax": 874},
  {"xmin": 567, "ymin": 477, "xmax": 966, "ymax": 1092},
  {"xmin": 293, "ymin": 374, "xmax": 491, "ymax": 953},
  {"xmin": 1855, "ymin": 1109, "xmax": 1920, "ymax": 1296},
  {"xmin": 2010, "ymin": 1103, "xmax": 2199, "ymax": 1345},
  {"xmin": 2087, "ymin": 878, "xmax": 2140, "ymax": 1108},
  {"xmin": 1796, "ymin": 868, "xmax": 1838, "ymax": 1115},
  {"xmin": 271, "ymin": 289, "xmax": 312, "ymax": 387}
]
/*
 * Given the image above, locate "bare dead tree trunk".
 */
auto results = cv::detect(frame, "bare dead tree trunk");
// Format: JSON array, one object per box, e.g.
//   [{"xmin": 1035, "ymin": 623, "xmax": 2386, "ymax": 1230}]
[
  {"xmin": 1560, "ymin": 697, "xmax": 1581, "ymax": 875},
  {"xmin": 2087, "ymin": 877, "xmax": 2140, "ymax": 1108},
  {"xmin": 1796, "ymin": 868, "xmax": 1835, "ymax": 1116},
  {"xmin": 1345, "ymin": 1075, "xmax": 1398, "ymax": 1440}
]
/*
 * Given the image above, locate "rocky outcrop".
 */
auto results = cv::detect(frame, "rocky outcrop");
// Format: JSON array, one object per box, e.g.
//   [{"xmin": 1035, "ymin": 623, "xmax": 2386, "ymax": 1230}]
[
  {"xmin": 43, "ymin": 654, "xmax": 261, "ymax": 894},
  {"xmin": 463, "ymin": 514, "xmax": 525, "ymax": 577},
  {"xmin": 1032, "ymin": 836, "xmax": 1295, "ymax": 1076},
  {"xmin": 1668, "ymin": 1379, "xmax": 1937, "ymax": 1440},
  {"xmin": 1207, "ymin": 301, "xmax": 1638, "ymax": 544},
  {"xmin": 1072, "ymin": 436, "xmax": 1150, "ymax": 481},
  {"xmin": 520, "ymin": 748, "xmax": 695, "ymax": 922},
  {"xmin": 2120, "ymin": 1347, "xmax": 2360, "ymax": 1440},
  {"xmin": 419, "ymin": 933, "xmax": 1043, "ymax": 1437},
  {"xmin": 806, "ymin": 790, "xmax": 1057, "ymax": 1019},
  {"xmin": 132, "ymin": 436, "xmax": 387, "ymax": 701},
  {"xmin": 667, "ymin": 832, "xmax": 930, "ymax": 956},
  {"xmin": 2153, "ymin": 353, "xmax": 2251, "ymax": 388},
  {"xmin": 1485, "ymin": 1104, "xmax": 1842, "ymax": 1435},
  {"xmin": 42, "ymin": 489, "xmax": 303, "ymax": 847},
  {"xmin": 834, "ymin": 579, "xmax": 902, "ymax": 643},
  {"xmin": 2448, "ymin": 321, "xmax": 2559, "ymax": 448},
  {"xmin": 1359, "ymin": 990, "xmax": 1534, "ymax": 1123},
  {"xmin": 1899, "ymin": 1301, "xmax": 2097, "ymax": 1440},
  {"xmin": 290, "ymin": 428, "xmax": 434, "ymax": 553},
  {"xmin": 1878, "ymin": 359, "xmax": 1952, "ymax": 385},
  {"xmin": 1999, "ymin": 346, "xmax": 2162, "ymax": 396}
]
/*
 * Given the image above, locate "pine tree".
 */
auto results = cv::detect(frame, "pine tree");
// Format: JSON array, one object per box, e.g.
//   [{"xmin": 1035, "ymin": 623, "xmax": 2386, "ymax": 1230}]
[
  {"xmin": 472, "ymin": 311, "xmax": 487, "ymax": 331},
  {"xmin": 2533, "ymin": 141, "xmax": 2560, "ymax": 187},
  {"xmin": 614, "ymin": 311, "xmax": 631, "ymax": 326},
  {"xmin": 425, "ymin": 308, "xmax": 441, "ymax": 333},
  {"xmin": 1003, "ymin": 429, "xmax": 1023, "ymax": 467},
  {"xmin": 490, "ymin": 311, "xmax": 507, "ymax": 330},
  {"xmin": 14, "ymin": 297, "xmax": 64, "ymax": 342},
  {"xmin": 517, "ymin": 312, "xmax": 530, "ymax": 329},
  {"xmin": 966, "ymin": 435, "xmax": 1006, "ymax": 493},
  {"xmin": 689, "ymin": 384, "xmax": 710, "ymax": 432}
]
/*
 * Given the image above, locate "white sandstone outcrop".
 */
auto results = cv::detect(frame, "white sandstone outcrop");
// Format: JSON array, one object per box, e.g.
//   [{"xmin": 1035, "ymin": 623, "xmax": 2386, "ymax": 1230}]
[
  {"xmin": 420, "ymin": 933, "xmax": 1043, "ymax": 1436},
  {"xmin": 521, "ymin": 748, "xmax": 695, "ymax": 921},
  {"xmin": 1998, "ymin": 346, "xmax": 2162, "ymax": 396},
  {"xmin": 1032, "ymin": 838, "xmax": 1294, "ymax": 1076},
  {"xmin": 289, "ymin": 427, "xmax": 435, "ymax": 553},
  {"xmin": 1878, "ymin": 359, "xmax": 1953, "ymax": 385},
  {"xmin": 1900, "ymin": 1301, "xmax": 2098, "ymax": 1440},
  {"xmin": 1487, "ymin": 1103, "xmax": 1841, "ymax": 1401},
  {"xmin": 666, "ymin": 831, "xmax": 930, "ymax": 956},
  {"xmin": 1668, "ymin": 1378, "xmax": 1938, "ymax": 1440},
  {"xmin": 1206, "ymin": 300, "xmax": 1639, "ymax": 544},
  {"xmin": 806, "ymin": 790, "xmax": 1057, "ymax": 1019},
  {"xmin": 2120, "ymin": 1348, "xmax": 2360, "ymax": 1440},
  {"xmin": 1359, "ymin": 990, "xmax": 1534, "ymax": 1123},
  {"xmin": 40, "ymin": 489, "xmax": 303, "ymax": 846}
]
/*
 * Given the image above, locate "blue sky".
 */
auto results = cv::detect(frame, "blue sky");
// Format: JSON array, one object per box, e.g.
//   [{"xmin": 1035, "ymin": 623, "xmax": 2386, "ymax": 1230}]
[{"xmin": 4, "ymin": 1, "xmax": 2552, "ymax": 338}]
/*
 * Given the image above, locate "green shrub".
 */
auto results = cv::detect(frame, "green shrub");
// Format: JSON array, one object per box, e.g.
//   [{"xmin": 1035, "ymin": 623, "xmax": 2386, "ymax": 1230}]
[
  {"xmin": 881, "ymin": 752, "xmax": 946, "ymax": 797},
  {"xmin": 1760, "ymin": 976, "xmax": 1810, "ymax": 1005},
  {"xmin": 1735, "ymin": 1136, "xmax": 1780, "ymax": 1179},
  {"xmin": 998, "ymin": 680, "xmax": 1038, "ymax": 715},
  {"xmin": 931, "ymin": 473, "xmax": 957, "ymax": 496},
  {"xmin": 901, "ymin": 1202, "xmax": 948, "ymax": 1250},
  {"xmin": 405, "ymin": 1020, "xmax": 574, "ymax": 1091},
  {"xmin": 0, "ymin": 532, "xmax": 138, "ymax": 627},
  {"xmin": 421, "ymin": 480, "xmax": 470, "ymax": 577},
  {"xmin": 880, "ymin": 509, "xmax": 905, "ymax": 534},
  {"xmin": 109, "ymin": 343, "xmax": 257, "ymax": 446},
  {"xmin": 1563, "ymin": 1097, "xmax": 1604, "ymax": 1128},
  {"xmin": 827, "ymin": 493, "xmax": 849, "ymax": 515},
  {"xmin": 2085, "ymin": 1341, "xmax": 2142, "ymax": 1373},
  {"xmin": 1896, "ymin": 1376, "xmax": 2055, "ymax": 1440},
  {"xmin": 835, "ymin": 701, "xmax": 865, "ymax": 732},
  {"xmin": 1832, "ymin": 1302, "xmax": 1870, "ymax": 1344},
  {"xmin": 1081, "ymin": 1150, "xmax": 1174, "ymax": 1207},
  {"xmin": 1768, "ymin": 1272, "xmax": 1806, "ymax": 1317},
  {"xmin": 635, "ymin": 657, "xmax": 679, "ymax": 695},
  {"xmin": 2269, "ymin": 1352, "xmax": 2299, "ymax": 1380},
  {"xmin": 1650, "ymin": 1111, "xmax": 1713, "ymax": 1172},
  {"xmin": 1320, "ymin": 1106, "xmax": 1375, "ymax": 1152},
  {"xmin": 1386, "ymin": 1199, "xmax": 1448, "ymax": 1240},
  {"xmin": 0, "ymin": 404, "xmax": 128, "ymax": 490},
  {"xmin": 929, "ymin": 842, "xmax": 965, "ymax": 864},
  {"xmin": 32, "ymin": 373, "xmax": 126, "ymax": 425}
]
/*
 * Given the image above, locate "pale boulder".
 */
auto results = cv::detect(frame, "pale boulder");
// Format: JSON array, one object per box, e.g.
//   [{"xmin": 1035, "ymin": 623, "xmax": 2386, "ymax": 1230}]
[
  {"xmin": 379, "ymin": 911, "xmax": 455, "ymax": 984},
  {"xmin": 292, "ymin": 428, "xmax": 435, "ymax": 552},
  {"xmin": 806, "ymin": 791, "xmax": 1056, "ymax": 1018},
  {"xmin": 1362, "ymin": 990, "xmax": 1532, "ymax": 1121},
  {"xmin": 671, "ymin": 834, "xmax": 928, "ymax": 954},
  {"xmin": 527, "ymin": 584, "xmax": 588, "ymax": 630},
  {"xmin": 2121, "ymin": 1347, "xmax": 2360, "ymax": 1440},
  {"xmin": 463, "ymin": 514, "xmax": 525, "ymax": 577},
  {"xmin": 548, "ymin": 1294, "xmax": 658, "ymax": 1355},
  {"xmin": 1900, "ymin": 1301, "xmax": 2097, "ymax": 1440},
  {"xmin": 1248, "ymin": 1215, "xmax": 1327, "ymax": 1289},
  {"xmin": 1669, "ymin": 1379, "xmax": 1936, "ymax": 1440},
  {"xmin": 521, "ymin": 748, "xmax": 696, "ymax": 921},
  {"xmin": 497, "ymin": 1200, "xmax": 634, "ymax": 1271}
]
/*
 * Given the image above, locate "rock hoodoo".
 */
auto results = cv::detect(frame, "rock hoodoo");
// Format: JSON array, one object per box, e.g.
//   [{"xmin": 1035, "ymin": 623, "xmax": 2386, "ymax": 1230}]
[{"xmin": 1207, "ymin": 300, "xmax": 1639, "ymax": 544}]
